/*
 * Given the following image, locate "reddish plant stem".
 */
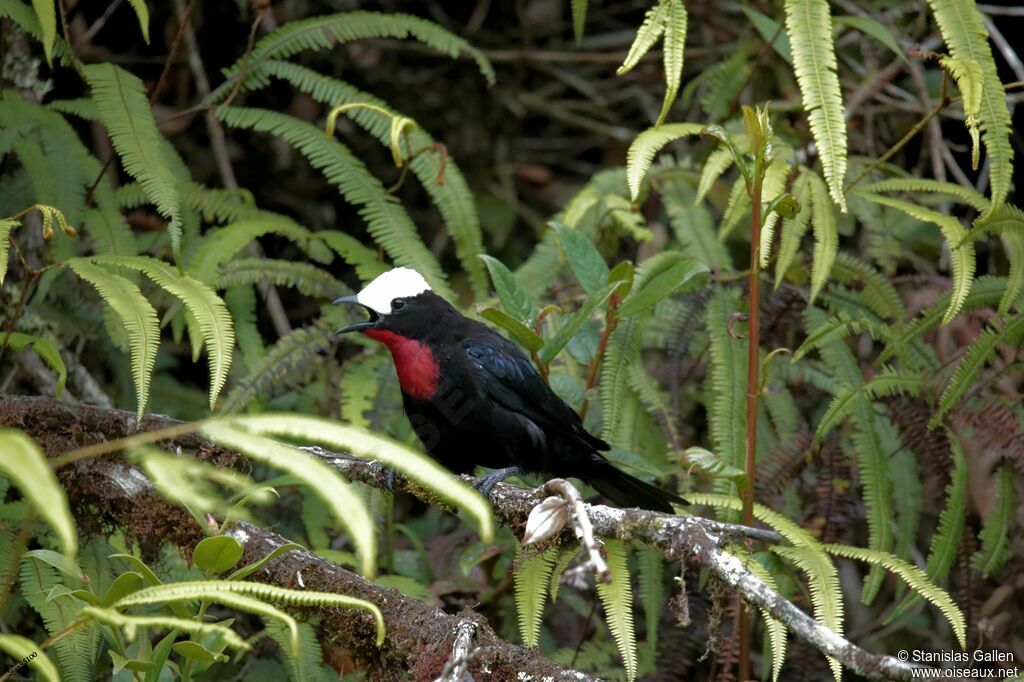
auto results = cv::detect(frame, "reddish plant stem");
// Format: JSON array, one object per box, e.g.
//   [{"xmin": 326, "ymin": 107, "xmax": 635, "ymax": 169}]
[
  {"xmin": 738, "ymin": 163, "xmax": 764, "ymax": 682},
  {"xmin": 578, "ymin": 297, "xmax": 619, "ymax": 420}
]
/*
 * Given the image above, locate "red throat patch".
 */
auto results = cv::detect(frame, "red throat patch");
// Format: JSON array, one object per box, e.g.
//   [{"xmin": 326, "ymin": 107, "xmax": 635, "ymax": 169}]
[{"xmin": 362, "ymin": 330, "xmax": 440, "ymax": 399}]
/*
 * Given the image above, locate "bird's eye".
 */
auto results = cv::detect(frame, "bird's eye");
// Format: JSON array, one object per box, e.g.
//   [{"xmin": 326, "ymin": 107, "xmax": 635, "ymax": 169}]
[{"xmin": 391, "ymin": 298, "xmax": 406, "ymax": 311}]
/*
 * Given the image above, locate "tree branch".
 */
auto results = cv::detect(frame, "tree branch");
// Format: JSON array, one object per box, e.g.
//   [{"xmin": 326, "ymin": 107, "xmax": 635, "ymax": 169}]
[{"xmin": 0, "ymin": 394, "xmax": 926, "ymax": 680}]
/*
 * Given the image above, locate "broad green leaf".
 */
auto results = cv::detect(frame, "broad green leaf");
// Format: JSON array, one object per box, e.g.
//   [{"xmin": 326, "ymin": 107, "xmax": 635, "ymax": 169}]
[
  {"xmin": 1, "ymin": 432, "xmax": 76, "ymax": 559},
  {"xmin": 24, "ymin": 549, "xmax": 83, "ymax": 580},
  {"xmin": 100, "ymin": 571, "xmax": 144, "ymax": 607},
  {"xmin": 227, "ymin": 542, "xmax": 304, "ymax": 582},
  {"xmin": 480, "ymin": 307, "xmax": 544, "ymax": 353},
  {"xmin": 480, "ymin": 254, "xmax": 536, "ymax": 323},
  {"xmin": 172, "ymin": 641, "xmax": 227, "ymax": 663},
  {"xmin": 617, "ymin": 259, "xmax": 707, "ymax": 318},
  {"xmin": 552, "ymin": 221, "xmax": 609, "ymax": 295},
  {"xmin": 833, "ymin": 15, "xmax": 907, "ymax": 64},
  {"xmin": 538, "ymin": 279, "xmax": 624, "ymax": 363},
  {"xmin": 193, "ymin": 536, "xmax": 245, "ymax": 574}
]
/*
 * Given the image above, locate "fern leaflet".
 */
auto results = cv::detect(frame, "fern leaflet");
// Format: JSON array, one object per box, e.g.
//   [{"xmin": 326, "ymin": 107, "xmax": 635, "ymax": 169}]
[
  {"xmin": 596, "ymin": 539, "xmax": 637, "ymax": 682},
  {"xmin": 514, "ymin": 547, "xmax": 556, "ymax": 647}
]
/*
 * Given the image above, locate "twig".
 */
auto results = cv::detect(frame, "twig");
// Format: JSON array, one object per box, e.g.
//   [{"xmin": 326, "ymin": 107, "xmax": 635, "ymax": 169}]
[
  {"xmin": 433, "ymin": 619, "xmax": 478, "ymax": 682},
  {"xmin": 543, "ymin": 478, "xmax": 609, "ymax": 581}
]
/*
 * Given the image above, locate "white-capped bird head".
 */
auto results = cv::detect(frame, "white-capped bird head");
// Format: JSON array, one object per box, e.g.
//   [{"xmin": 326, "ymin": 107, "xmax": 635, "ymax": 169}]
[{"xmin": 354, "ymin": 267, "xmax": 431, "ymax": 315}]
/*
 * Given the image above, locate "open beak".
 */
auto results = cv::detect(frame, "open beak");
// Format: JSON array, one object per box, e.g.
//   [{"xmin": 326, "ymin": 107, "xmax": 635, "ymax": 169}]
[{"xmin": 333, "ymin": 295, "xmax": 379, "ymax": 334}]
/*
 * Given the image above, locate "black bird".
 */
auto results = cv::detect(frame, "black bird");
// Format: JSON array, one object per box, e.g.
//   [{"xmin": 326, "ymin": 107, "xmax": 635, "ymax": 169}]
[{"xmin": 335, "ymin": 267, "xmax": 681, "ymax": 512}]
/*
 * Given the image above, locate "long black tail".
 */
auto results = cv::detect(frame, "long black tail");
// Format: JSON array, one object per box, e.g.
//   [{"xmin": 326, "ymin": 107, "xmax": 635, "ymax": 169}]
[{"xmin": 587, "ymin": 459, "xmax": 682, "ymax": 513}]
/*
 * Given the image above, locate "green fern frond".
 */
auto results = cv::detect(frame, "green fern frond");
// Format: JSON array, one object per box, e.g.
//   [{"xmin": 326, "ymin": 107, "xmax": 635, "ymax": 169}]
[
  {"xmin": 759, "ymin": 157, "xmax": 793, "ymax": 268},
  {"xmin": 772, "ymin": 545, "xmax": 843, "ymax": 681},
  {"xmin": 596, "ymin": 539, "xmax": 637, "ymax": 682},
  {"xmin": 794, "ymin": 313, "xmax": 891, "ymax": 361},
  {"xmin": 200, "ymin": 423, "xmax": 377, "ymax": 577},
  {"xmin": 825, "ymin": 544, "xmax": 966, "ymax": 648},
  {"xmin": 0, "ymin": 217, "xmax": 14, "ymax": 284},
  {"xmin": 855, "ymin": 178, "xmax": 990, "ymax": 212},
  {"xmin": 259, "ymin": 61, "xmax": 487, "ymax": 297},
  {"xmin": 85, "ymin": 183, "xmax": 137, "ymax": 256},
  {"xmin": 29, "ymin": 0, "xmax": 55, "ymax": 64},
  {"xmin": 114, "ymin": 580, "xmax": 385, "ymax": 650},
  {"xmin": 266, "ymin": 620, "xmax": 333, "ymax": 682},
  {"xmin": 84, "ymin": 64, "xmax": 184, "ymax": 265},
  {"xmin": 662, "ymin": 182, "xmax": 732, "ymax": 269},
  {"xmin": 808, "ymin": 170, "xmax": 839, "ymax": 302},
  {"xmin": 19, "ymin": 556, "xmax": 99, "ymax": 682},
  {"xmin": 635, "ymin": 544, "xmax": 664, "ymax": 668},
  {"xmin": 830, "ymin": 252, "xmax": 906, "ymax": 320},
  {"xmin": 80, "ymin": 606, "xmax": 250, "ymax": 651},
  {"xmin": 926, "ymin": 0, "xmax": 1013, "ymax": 208},
  {"xmin": 934, "ymin": 313, "xmax": 1024, "ymax": 425},
  {"xmin": 815, "ymin": 369, "xmax": 924, "ymax": 441},
  {"xmin": 220, "ymin": 318, "xmax": 334, "ymax": 412},
  {"xmin": 942, "ymin": 57, "xmax": 983, "ymax": 169},
  {"xmin": 655, "ymin": 0, "xmax": 688, "ymax": 126},
  {"xmin": 862, "ymin": 193, "xmax": 974, "ymax": 322},
  {"xmin": 514, "ymin": 547, "xmax": 556, "ymax": 647},
  {"xmin": 225, "ymin": 286, "xmax": 263, "ymax": 372},
  {"xmin": 216, "ymin": 11, "xmax": 494, "ymax": 98},
  {"xmin": 1001, "ymin": 229, "xmax": 1024, "ymax": 315},
  {"xmin": 91, "ymin": 255, "xmax": 234, "ymax": 408},
  {"xmin": 971, "ymin": 464, "xmax": 1015, "ymax": 578},
  {"xmin": 316, "ymin": 230, "xmax": 390, "ymax": 282},
  {"xmin": 695, "ymin": 145, "xmax": 737, "ymax": 204},
  {"xmin": 340, "ymin": 352, "xmax": 386, "ymax": 429},
  {"xmin": 742, "ymin": 553, "xmax": 788, "ymax": 682},
  {"xmin": 617, "ymin": 2, "xmax": 669, "ymax": 76},
  {"xmin": 189, "ymin": 216, "xmax": 324, "ymax": 284},
  {"xmin": 626, "ymin": 123, "xmax": 704, "ymax": 200},
  {"xmin": 0, "ymin": 0, "xmax": 71, "ymax": 65},
  {"xmin": 700, "ymin": 49, "xmax": 753, "ymax": 123},
  {"xmin": 718, "ymin": 174, "xmax": 751, "ymax": 240},
  {"xmin": 774, "ymin": 169, "xmax": 813, "ymax": 288},
  {"xmin": 1, "ymin": 332, "xmax": 67, "ymax": 397},
  {"xmin": 890, "ymin": 433, "xmax": 967, "ymax": 621},
  {"xmin": 706, "ymin": 288, "xmax": 747, "ymax": 480},
  {"xmin": 785, "ymin": 0, "xmax": 847, "ymax": 211},
  {"xmin": 890, "ymin": 449, "xmax": 923, "ymax": 562},
  {"xmin": 67, "ymin": 259, "xmax": 159, "ymax": 417},
  {"xmin": 216, "ymin": 259, "xmax": 346, "ymax": 300},
  {"xmin": 227, "ymin": 414, "xmax": 494, "ymax": 544},
  {"xmin": 571, "ymin": 0, "xmax": 588, "ymax": 43},
  {"xmin": 217, "ymin": 107, "xmax": 452, "ymax": 299}
]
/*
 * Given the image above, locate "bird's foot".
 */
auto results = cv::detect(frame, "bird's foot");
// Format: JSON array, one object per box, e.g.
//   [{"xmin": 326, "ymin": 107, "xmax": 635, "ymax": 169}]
[{"xmin": 472, "ymin": 467, "xmax": 523, "ymax": 498}]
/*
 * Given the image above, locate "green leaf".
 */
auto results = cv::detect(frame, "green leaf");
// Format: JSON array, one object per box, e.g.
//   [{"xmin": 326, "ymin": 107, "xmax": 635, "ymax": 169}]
[
  {"xmin": 971, "ymin": 465, "xmax": 1015, "ymax": 578},
  {"xmin": 109, "ymin": 650, "xmax": 154, "ymax": 673},
  {"xmin": 926, "ymin": 0, "xmax": 1013, "ymax": 207},
  {"xmin": 785, "ymin": 0, "xmax": 847, "ymax": 211},
  {"xmin": 596, "ymin": 539, "xmax": 637, "ymax": 682},
  {"xmin": 808, "ymin": 169, "xmax": 839, "ymax": 303},
  {"xmin": 227, "ymin": 543, "xmax": 304, "ymax": 582},
  {"xmin": 814, "ymin": 369, "xmax": 924, "ymax": 441},
  {"xmin": 740, "ymin": 6, "xmax": 792, "ymax": 64},
  {"xmin": 552, "ymin": 221, "xmax": 609, "ymax": 295},
  {"xmin": 172, "ymin": 640, "xmax": 227, "ymax": 663},
  {"xmin": 82, "ymin": 606, "xmax": 249, "ymax": 652},
  {"xmin": 126, "ymin": 0, "xmax": 149, "ymax": 42},
  {"xmin": 480, "ymin": 307, "xmax": 543, "ymax": 352},
  {"xmin": 833, "ymin": 15, "xmax": 907, "ymax": 64},
  {"xmin": 91, "ymin": 255, "xmax": 234, "ymax": 408},
  {"xmin": 861, "ymin": 194, "xmax": 974, "ymax": 323},
  {"xmin": 66, "ymin": 259, "xmax": 159, "ymax": 417},
  {"xmin": 193, "ymin": 536, "xmax": 245, "ymax": 575},
  {"xmin": 514, "ymin": 547, "xmax": 555, "ymax": 647},
  {"xmin": 24, "ymin": 549, "xmax": 83, "ymax": 581},
  {"xmin": 0, "ymin": 635, "xmax": 60, "ymax": 682},
  {"xmin": 30, "ymin": 0, "xmax": 55, "ymax": 64},
  {"xmin": 0, "ymin": 432, "xmax": 76, "ymax": 559},
  {"xmin": 617, "ymin": 2, "xmax": 668, "ymax": 76},
  {"xmin": 480, "ymin": 254, "xmax": 536, "ymax": 323},
  {"xmin": 618, "ymin": 258, "xmax": 707, "ymax": 318},
  {"xmin": 1, "ymin": 332, "xmax": 67, "ymax": 397},
  {"xmin": 657, "ymin": 0, "xmax": 687, "ymax": 126},
  {"xmin": 570, "ymin": 0, "xmax": 587, "ymax": 43},
  {"xmin": 84, "ymin": 64, "xmax": 184, "ymax": 265},
  {"xmin": 538, "ymin": 279, "xmax": 624, "ymax": 364},
  {"xmin": 684, "ymin": 446, "xmax": 746, "ymax": 483},
  {"xmin": 942, "ymin": 56, "xmax": 984, "ymax": 169},
  {"xmin": 625, "ymin": 123, "xmax": 704, "ymax": 200},
  {"xmin": 100, "ymin": 571, "xmax": 144, "ymax": 607}
]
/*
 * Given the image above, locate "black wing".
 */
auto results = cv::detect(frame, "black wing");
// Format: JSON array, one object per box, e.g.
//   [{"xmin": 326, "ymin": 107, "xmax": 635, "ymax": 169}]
[{"xmin": 464, "ymin": 339, "xmax": 610, "ymax": 452}]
